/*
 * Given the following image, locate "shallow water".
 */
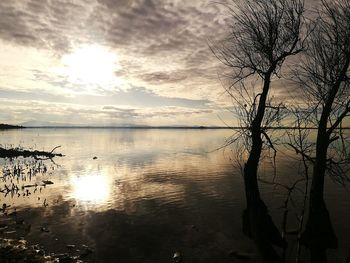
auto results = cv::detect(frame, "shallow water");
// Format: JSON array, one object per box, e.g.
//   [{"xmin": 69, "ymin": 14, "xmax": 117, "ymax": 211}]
[{"xmin": 0, "ymin": 128, "xmax": 349, "ymax": 262}]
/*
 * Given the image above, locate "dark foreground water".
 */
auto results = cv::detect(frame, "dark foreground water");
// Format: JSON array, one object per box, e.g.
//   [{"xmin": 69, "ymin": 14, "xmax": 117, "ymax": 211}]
[{"xmin": 0, "ymin": 128, "xmax": 349, "ymax": 262}]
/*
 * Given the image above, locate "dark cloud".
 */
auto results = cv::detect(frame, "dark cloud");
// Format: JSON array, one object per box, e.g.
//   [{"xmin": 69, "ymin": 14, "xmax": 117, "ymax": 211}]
[
  {"xmin": 103, "ymin": 0, "xmax": 187, "ymax": 50},
  {"xmin": 0, "ymin": 1, "xmax": 42, "ymax": 46},
  {"xmin": 139, "ymin": 71, "xmax": 188, "ymax": 83},
  {"xmin": 0, "ymin": 0, "xmax": 99, "ymax": 53}
]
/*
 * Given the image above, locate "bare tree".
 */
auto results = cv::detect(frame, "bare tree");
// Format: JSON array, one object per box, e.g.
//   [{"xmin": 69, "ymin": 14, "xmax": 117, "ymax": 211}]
[
  {"xmin": 212, "ymin": 0, "xmax": 305, "ymax": 261},
  {"xmin": 294, "ymin": 0, "xmax": 350, "ymax": 260},
  {"xmin": 298, "ymin": 0, "xmax": 350, "ymax": 200},
  {"xmin": 213, "ymin": 0, "xmax": 304, "ymax": 207}
]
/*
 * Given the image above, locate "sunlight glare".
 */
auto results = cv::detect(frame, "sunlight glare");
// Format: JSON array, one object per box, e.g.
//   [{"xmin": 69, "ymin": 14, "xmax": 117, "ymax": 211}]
[
  {"xmin": 62, "ymin": 45, "xmax": 120, "ymax": 87},
  {"xmin": 71, "ymin": 174, "xmax": 111, "ymax": 203}
]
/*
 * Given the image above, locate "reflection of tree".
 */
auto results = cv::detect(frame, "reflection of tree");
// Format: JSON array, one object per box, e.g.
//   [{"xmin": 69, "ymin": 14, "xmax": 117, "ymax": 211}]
[
  {"xmin": 302, "ymin": 199, "xmax": 337, "ymax": 263},
  {"xmin": 242, "ymin": 198, "xmax": 286, "ymax": 263}
]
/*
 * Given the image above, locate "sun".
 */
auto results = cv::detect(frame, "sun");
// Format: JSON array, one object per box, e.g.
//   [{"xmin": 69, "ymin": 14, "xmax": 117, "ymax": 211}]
[{"xmin": 61, "ymin": 45, "xmax": 120, "ymax": 87}]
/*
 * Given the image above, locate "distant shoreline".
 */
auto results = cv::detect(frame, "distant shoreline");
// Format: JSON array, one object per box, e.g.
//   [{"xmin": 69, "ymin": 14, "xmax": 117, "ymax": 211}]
[
  {"xmin": 13, "ymin": 126, "xmax": 350, "ymax": 130},
  {"xmin": 23, "ymin": 126, "xmax": 232, "ymax": 129}
]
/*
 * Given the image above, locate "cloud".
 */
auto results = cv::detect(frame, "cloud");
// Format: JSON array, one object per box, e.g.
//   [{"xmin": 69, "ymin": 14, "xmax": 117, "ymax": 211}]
[
  {"xmin": 0, "ymin": 85, "xmax": 212, "ymax": 109},
  {"xmin": 0, "ymin": 0, "xmax": 227, "ymax": 97},
  {"xmin": 0, "ymin": 97, "xmax": 220, "ymax": 126},
  {"xmin": 0, "ymin": 0, "xmax": 319, "ymax": 125},
  {"xmin": 139, "ymin": 71, "xmax": 188, "ymax": 84}
]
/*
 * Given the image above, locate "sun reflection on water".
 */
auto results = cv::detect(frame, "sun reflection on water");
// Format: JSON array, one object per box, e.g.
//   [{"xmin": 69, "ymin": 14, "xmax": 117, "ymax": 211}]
[{"xmin": 71, "ymin": 174, "xmax": 111, "ymax": 203}]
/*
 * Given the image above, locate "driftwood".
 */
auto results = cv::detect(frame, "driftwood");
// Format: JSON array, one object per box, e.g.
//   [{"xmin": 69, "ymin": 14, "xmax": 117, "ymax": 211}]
[
  {"xmin": 0, "ymin": 146, "xmax": 63, "ymax": 159},
  {"xmin": 0, "ymin": 124, "xmax": 23, "ymax": 130}
]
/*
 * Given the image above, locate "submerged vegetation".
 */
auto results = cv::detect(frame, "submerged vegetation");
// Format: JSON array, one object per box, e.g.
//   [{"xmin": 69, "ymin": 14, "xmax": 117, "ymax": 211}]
[{"xmin": 0, "ymin": 149, "xmax": 71, "ymax": 262}]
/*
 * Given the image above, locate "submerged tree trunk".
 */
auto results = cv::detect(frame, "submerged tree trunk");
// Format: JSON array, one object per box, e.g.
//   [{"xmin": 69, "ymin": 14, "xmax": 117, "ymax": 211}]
[
  {"xmin": 243, "ymin": 133, "xmax": 263, "ymax": 204},
  {"xmin": 302, "ymin": 105, "xmax": 338, "ymax": 261},
  {"xmin": 309, "ymin": 110, "xmax": 329, "ymax": 203},
  {"xmin": 243, "ymin": 199, "xmax": 286, "ymax": 263},
  {"xmin": 242, "ymin": 73, "xmax": 285, "ymax": 262},
  {"xmin": 302, "ymin": 198, "xmax": 337, "ymax": 263}
]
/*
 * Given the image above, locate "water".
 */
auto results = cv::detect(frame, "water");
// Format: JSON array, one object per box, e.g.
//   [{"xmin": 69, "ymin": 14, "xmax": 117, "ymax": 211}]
[{"xmin": 0, "ymin": 128, "xmax": 349, "ymax": 262}]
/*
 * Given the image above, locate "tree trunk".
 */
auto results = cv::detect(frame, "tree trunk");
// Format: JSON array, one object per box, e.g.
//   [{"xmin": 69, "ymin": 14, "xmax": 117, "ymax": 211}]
[
  {"xmin": 241, "ymin": 72, "xmax": 286, "ymax": 261},
  {"xmin": 302, "ymin": 103, "xmax": 338, "ymax": 261},
  {"xmin": 243, "ymin": 72, "xmax": 271, "ymax": 206},
  {"xmin": 243, "ymin": 131, "xmax": 263, "ymax": 205}
]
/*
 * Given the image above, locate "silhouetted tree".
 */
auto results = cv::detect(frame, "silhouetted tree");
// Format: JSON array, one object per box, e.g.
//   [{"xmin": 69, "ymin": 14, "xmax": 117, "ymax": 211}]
[
  {"xmin": 213, "ymin": 0, "xmax": 305, "ymax": 205},
  {"xmin": 212, "ymin": 0, "xmax": 305, "ymax": 261},
  {"xmin": 298, "ymin": 0, "xmax": 350, "ymax": 202},
  {"xmin": 295, "ymin": 0, "xmax": 350, "ymax": 261}
]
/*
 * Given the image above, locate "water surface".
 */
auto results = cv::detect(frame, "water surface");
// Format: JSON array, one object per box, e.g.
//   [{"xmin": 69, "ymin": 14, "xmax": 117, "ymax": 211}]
[{"xmin": 0, "ymin": 128, "xmax": 349, "ymax": 262}]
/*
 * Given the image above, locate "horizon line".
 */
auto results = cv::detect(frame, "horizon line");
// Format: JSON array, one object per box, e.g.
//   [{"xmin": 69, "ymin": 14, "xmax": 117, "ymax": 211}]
[
  {"xmin": 16, "ymin": 126, "xmax": 350, "ymax": 130},
  {"xmin": 2, "ymin": 123, "xmax": 350, "ymax": 130}
]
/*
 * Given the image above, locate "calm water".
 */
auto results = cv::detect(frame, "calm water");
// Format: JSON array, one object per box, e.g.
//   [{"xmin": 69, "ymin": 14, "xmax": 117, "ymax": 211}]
[{"xmin": 0, "ymin": 128, "xmax": 349, "ymax": 262}]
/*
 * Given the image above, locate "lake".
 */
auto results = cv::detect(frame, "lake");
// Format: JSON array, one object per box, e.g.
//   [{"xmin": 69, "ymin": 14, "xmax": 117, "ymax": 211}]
[{"xmin": 0, "ymin": 128, "xmax": 349, "ymax": 262}]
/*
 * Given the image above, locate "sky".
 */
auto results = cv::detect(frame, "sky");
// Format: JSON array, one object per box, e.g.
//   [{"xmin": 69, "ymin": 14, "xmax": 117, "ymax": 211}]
[{"xmin": 0, "ymin": 0, "xmax": 318, "ymax": 127}]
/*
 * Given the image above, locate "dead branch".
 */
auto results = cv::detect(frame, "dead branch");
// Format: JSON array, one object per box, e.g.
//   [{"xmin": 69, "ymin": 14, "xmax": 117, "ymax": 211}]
[{"xmin": 0, "ymin": 146, "xmax": 64, "ymax": 160}]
